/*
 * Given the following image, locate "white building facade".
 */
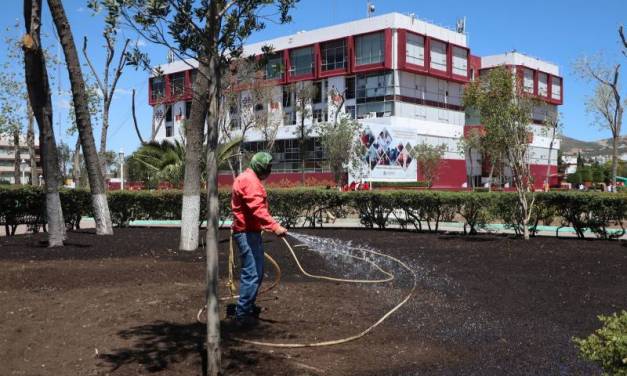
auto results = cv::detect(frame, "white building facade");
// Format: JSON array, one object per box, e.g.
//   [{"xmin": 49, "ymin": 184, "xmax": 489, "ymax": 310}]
[{"xmin": 148, "ymin": 12, "xmax": 562, "ymax": 188}]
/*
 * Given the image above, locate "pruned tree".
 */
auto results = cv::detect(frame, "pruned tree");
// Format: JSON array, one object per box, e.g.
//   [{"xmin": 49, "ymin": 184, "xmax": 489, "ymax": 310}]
[
  {"xmin": 457, "ymin": 127, "xmax": 484, "ymax": 189},
  {"xmin": 464, "ymin": 66, "xmax": 537, "ymax": 239},
  {"xmin": 575, "ymin": 56, "xmax": 623, "ymax": 188},
  {"xmin": 83, "ymin": 0, "xmax": 131, "ymax": 176},
  {"xmin": 541, "ymin": 108, "xmax": 563, "ymax": 190},
  {"xmin": 116, "ymin": 1, "xmax": 298, "ymax": 373},
  {"xmin": 48, "ymin": 0, "xmax": 114, "ymax": 235},
  {"xmin": 411, "ymin": 142, "xmax": 446, "ymax": 189},
  {"xmin": 22, "ymin": 0, "xmax": 65, "ymax": 246}
]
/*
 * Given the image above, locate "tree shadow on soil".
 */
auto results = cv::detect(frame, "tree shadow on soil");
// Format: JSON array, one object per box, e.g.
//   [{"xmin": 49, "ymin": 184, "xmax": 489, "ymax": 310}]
[{"xmin": 99, "ymin": 320, "xmax": 297, "ymax": 375}]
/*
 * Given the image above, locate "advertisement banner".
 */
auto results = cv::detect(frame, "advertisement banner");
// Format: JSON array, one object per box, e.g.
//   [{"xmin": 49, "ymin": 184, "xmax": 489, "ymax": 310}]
[{"xmin": 358, "ymin": 122, "xmax": 418, "ymax": 181}]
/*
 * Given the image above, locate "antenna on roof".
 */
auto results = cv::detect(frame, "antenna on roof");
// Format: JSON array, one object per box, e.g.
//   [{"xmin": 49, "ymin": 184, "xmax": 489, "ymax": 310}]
[
  {"xmin": 456, "ymin": 16, "xmax": 466, "ymax": 34},
  {"xmin": 367, "ymin": 1, "xmax": 375, "ymax": 18},
  {"xmin": 167, "ymin": 49, "xmax": 175, "ymax": 63}
]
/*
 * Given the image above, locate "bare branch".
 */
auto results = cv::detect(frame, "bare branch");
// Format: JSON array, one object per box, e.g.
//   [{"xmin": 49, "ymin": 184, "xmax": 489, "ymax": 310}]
[
  {"xmin": 81, "ymin": 36, "xmax": 106, "ymax": 94},
  {"xmin": 620, "ymin": 25, "xmax": 627, "ymax": 57},
  {"xmin": 131, "ymin": 89, "xmax": 145, "ymax": 144},
  {"xmin": 108, "ymin": 38, "xmax": 130, "ymax": 100}
]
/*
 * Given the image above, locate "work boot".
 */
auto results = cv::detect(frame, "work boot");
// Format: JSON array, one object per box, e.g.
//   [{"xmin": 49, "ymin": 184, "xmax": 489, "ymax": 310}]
[
  {"xmin": 252, "ymin": 305, "xmax": 263, "ymax": 318},
  {"xmin": 233, "ymin": 315, "xmax": 258, "ymax": 330}
]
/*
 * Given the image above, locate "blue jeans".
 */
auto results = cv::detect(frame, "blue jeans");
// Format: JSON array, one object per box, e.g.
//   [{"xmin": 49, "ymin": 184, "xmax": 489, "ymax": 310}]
[{"xmin": 233, "ymin": 232, "xmax": 264, "ymax": 318}]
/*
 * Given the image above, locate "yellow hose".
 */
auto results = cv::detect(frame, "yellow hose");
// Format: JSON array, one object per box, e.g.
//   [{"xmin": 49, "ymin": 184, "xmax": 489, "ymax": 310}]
[{"xmin": 232, "ymin": 237, "xmax": 417, "ymax": 348}]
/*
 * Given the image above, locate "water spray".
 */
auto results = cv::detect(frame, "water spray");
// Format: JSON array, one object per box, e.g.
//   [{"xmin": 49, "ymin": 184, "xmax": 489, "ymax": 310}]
[{"xmin": 198, "ymin": 231, "xmax": 417, "ymax": 348}]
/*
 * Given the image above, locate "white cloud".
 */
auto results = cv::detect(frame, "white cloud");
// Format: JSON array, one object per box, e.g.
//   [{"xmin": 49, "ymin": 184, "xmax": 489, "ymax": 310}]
[{"xmin": 135, "ymin": 38, "xmax": 147, "ymax": 47}]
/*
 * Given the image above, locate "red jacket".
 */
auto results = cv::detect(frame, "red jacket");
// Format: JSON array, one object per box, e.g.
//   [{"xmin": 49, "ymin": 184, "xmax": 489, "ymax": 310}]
[{"xmin": 231, "ymin": 168, "xmax": 280, "ymax": 233}]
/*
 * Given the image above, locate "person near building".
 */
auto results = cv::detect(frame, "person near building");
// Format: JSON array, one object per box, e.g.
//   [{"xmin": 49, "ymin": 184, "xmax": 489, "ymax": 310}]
[{"xmin": 230, "ymin": 152, "xmax": 288, "ymax": 326}]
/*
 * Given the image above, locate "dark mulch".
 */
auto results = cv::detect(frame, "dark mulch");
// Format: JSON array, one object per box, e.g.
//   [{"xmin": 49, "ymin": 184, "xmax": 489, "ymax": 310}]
[{"xmin": 0, "ymin": 228, "xmax": 625, "ymax": 375}]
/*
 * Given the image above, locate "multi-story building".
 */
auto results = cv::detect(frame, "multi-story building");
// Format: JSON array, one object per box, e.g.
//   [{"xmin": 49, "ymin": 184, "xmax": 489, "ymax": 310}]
[
  {"xmin": 148, "ymin": 12, "xmax": 562, "ymax": 189},
  {"xmin": 0, "ymin": 135, "xmax": 41, "ymax": 185}
]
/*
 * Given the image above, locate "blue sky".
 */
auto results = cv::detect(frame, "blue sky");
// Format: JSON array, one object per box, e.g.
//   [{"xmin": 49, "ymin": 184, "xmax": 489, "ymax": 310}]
[{"xmin": 1, "ymin": 0, "xmax": 625, "ymax": 154}]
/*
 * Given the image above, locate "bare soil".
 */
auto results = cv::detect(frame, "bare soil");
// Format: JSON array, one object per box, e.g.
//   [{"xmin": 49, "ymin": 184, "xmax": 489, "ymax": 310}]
[{"xmin": 1, "ymin": 228, "xmax": 625, "ymax": 375}]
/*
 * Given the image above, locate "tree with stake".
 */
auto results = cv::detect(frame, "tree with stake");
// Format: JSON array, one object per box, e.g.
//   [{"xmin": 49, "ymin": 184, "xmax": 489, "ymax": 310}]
[
  {"xmin": 22, "ymin": 0, "xmax": 65, "ymax": 246},
  {"xmin": 47, "ymin": 0, "xmax": 114, "ymax": 235},
  {"xmin": 464, "ymin": 66, "xmax": 537, "ymax": 239},
  {"xmin": 116, "ymin": 1, "xmax": 298, "ymax": 373}
]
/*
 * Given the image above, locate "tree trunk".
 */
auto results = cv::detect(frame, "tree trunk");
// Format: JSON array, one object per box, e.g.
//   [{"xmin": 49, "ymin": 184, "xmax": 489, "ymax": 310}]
[
  {"xmin": 100, "ymin": 101, "xmax": 110, "ymax": 177},
  {"xmin": 545, "ymin": 126, "xmax": 556, "ymax": 189},
  {"xmin": 13, "ymin": 127, "xmax": 21, "ymax": 184},
  {"xmin": 23, "ymin": 0, "xmax": 64, "ymax": 247},
  {"xmin": 205, "ymin": 60, "xmax": 222, "ymax": 376},
  {"xmin": 27, "ymin": 104, "xmax": 38, "ymax": 185},
  {"xmin": 611, "ymin": 134, "xmax": 618, "ymax": 188},
  {"xmin": 179, "ymin": 60, "xmax": 210, "ymax": 251},
  {"xmin": 73, "ymin": 137, "xmax": 81, "ymax": 186},
  {"xmin": 300, "ymin": 115, "xmax": 306, "ymax": 186},
  {"xmin": 488, "ymin": 163, "xmax": 495, "ymax": 192},
  {"xmin": 47, "ymin": 0, "xmax": 113, "ymax": 235}
]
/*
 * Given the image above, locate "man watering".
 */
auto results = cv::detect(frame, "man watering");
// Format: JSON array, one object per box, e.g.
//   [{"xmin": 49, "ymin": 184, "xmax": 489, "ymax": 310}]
[{"xmin": 230, "ymin": 151, "xmax": 288, "ymax": 325}]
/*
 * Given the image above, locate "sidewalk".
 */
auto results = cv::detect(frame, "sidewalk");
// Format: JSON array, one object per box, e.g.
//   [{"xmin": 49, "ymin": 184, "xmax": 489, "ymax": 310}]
[{"xmin": 2, "ymin": 217, "xmax": 624, "ymax": 239}]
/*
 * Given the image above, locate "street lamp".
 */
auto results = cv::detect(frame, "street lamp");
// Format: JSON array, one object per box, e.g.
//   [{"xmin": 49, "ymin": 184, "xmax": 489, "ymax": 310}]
[
  {"xmin": 20, "ymin": 159, "xmax": 27, "ymax": 185},
  {"xmin": 118, "ymin": 149, "xmax": 125, "ymax": 191}
]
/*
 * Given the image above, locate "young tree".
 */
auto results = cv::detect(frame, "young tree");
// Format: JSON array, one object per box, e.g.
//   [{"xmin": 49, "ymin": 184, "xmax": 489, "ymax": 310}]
[
  {"xmin": 458, "ymin": 127, "xmax": 484, "ymax": 189},
  {"xmin": 22, "ymin": 0, "xmax": 65, "ymax": 246},
  {"xmin": 82, "ymin": 0, "xmax": 131, "ymax": 176},
  {"xmin": 317, "ymin": 117, "xmax": 361, "ymax": 186},
  {"xmin": 464, "ymin": 66, "xmax": 537, "ymax": 239},
  {"xmin": 47, "ymin": 0, "xmax": 114, "ymax": 235},
  {"xmin": 541, "ymin": 108, "xmax": 563, "ymax": 189},
  {"xmin": 575, "ymin": 55, "xmax": 623, "ymax": 188},
  {"xmin": 291, "ymin": 81, "xmax": 317, "ymax": 184},
  {"xmin": 411, "ymin": 142, "xmax": 446, "ymax": 189},
  {"xmin": 116, "ymin": 2, "xmax": 297, "ymax": 372}
]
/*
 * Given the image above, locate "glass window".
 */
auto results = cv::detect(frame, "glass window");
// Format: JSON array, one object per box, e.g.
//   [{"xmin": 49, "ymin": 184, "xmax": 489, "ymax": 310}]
[
  {"xmin": 355, "ymin": 32, "xmax": 384, "ymax": 66},
  {"xmin": 430, "ymin": 40, "xmax": 447, "ymax": 71},
  {"xmin": 151, "ymin": 77, "xmax": 165, "ymax": 101},
  {"xmin": 171, "ymin": 72, "xmax": 185, "ymax": 96},
  {"xmin": 452, "ymin": 46, "xmax": 467, "ymax": 76},
  {"xmin": 551, "ymin": 76, "xmax": 561, "ymax": 100},
  {"xmin": 345, "ymin": 76, "xmax": 356, "ymax": 99},
  {"xmin": 406, "ymin": 33, "xmax": 425, "ymax": 66},
  {"xmin": 265, "ymin": 53, "xmax": 283, "ymax": 80},
  {"xmin": 185, "ymin": 101, "xmax": 192, "ymax": 119},
  {"xmin": 165, "ymin": 106, "xmax": 172, "ymax": 122},
  {"xmin": 321, "ymin": 39, "xmax": 346, "ymax": 71},
  {"xmin": 289, "ymin": 46, "xmax": 314, "ymax": 76},
  {"xmin": 345, "ymin": 105, "xmax": 356, "ymax": 119},
  {"xmin": 312, "ymin": 108, "xmax": 328, "ymax": 123},
  {"xmin": 523, "ymin": 68, "xmax": 534, "ymax": 93},
  {"xmin": 356, "ymin": 72, "xmax": 393, "ymax": 99},
  {"xmin": 357, "ymin": 102, "xmax": 392, "ymax": 118},
  {"xmin": 538, "ymin": 72, "xmax": 548, "ymax": 97},
  {"xmin": 282, "ymin": 86, "xmax": 292, "ymax": 107},
  {"xmin": 165, "ymin": 125, "xmax": 173, "ymax": 137},
  {"xmin": 313, "ymin": 81, "xmax": 324, "ymax": 104}
]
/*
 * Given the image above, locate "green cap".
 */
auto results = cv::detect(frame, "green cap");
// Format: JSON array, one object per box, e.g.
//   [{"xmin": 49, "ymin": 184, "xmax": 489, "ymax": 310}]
[{"xmin": 250, "ymin": 152, "xmax": 273, "ymax": 175}]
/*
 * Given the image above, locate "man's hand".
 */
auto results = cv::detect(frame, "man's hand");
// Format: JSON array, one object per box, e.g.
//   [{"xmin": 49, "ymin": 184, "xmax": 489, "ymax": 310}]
[{"xmin": 274, "ymin": 225, "xmax": 288, "ymax": 237}]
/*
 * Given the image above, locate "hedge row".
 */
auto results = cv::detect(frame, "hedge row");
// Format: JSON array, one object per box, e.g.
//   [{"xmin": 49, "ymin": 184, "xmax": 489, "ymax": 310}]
[{"xmin": 1, "ymin": 187, "xmax": 625, "ymax": 239}]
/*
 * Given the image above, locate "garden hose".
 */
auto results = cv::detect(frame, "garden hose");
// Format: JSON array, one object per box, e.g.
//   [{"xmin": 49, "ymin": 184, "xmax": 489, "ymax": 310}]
[
  {"xmin": 230, "ymin": 237, "xmax": 417, "ymax": 348},
  {"xmin": 196, "ymin": 232, "xmax": 416, "ymax": 348}
]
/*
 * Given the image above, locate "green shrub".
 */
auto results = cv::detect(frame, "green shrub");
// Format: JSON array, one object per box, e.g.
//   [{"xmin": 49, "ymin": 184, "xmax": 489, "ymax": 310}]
[{"xmin": 573, "ymin": 310, "xmax": 627, "ymax": 376}]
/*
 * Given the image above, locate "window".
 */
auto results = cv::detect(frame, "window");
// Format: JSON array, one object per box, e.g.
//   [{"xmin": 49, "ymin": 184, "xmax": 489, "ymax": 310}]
[
  {"xmin": 406, "ymin": 33, "xmax": 425, "ymax": 66},
  {"xmin": 321, "ymin": 39, "xmax": 346, "ymax": 71},
  {"xmin": 185, "ymin": 101, "xmax": 192, "ymax": 119},
  {"xmin": 171, "ymin": 72, "xmax": 185, "ymax": 96},
  {"xmin": 355, "ymin": 32, "xmax": 384, "ymax": 66},
  {"xmin": 265, "ymin": 53, "xmax": 283, "ymax": 80},
  {"xmin": 165, "ymin": 106, "xmax": 172, "ymax": 122},
  {"xmin": 313, "ymin": 81, "xmax": 324, "ymax": 104},
  {"xmin": 283, "ymin": 110, "xmax": 296, "ymax": 125},
  {"xmin": 282, "ymin": 86, "xmax": 292, "ymax": 107},
  {"xmin": 538, "ymin": 72, "xmax": 548, "ymax": 97},
  {"xmin": 165, "ymin": 125, "xmax": 173, "ymax": 137},
  {"xmin": 289, "ymin": 46, "xmax": 314, "ymax": 76},
  {"xmin": 523, "ymin": 68, "xmax": 534, "ymax": 93},
  {"xmin": 452, "ymin": 46, "xmax": 467, "ymax": 76},
  {"xmin": 357, "ymin": 102, "xmax": 392, "ymax": 118},
  {"xmin": 356, "ymin": 72, "xmax": 393, "ymax": 100},
  {"xmin": 345, "ymin": 105, "xmax": 356, "ymax": 119},
  {"xmin": 313, "ymin": 108, "xmax": 328, "ymax": 123},
  {"xmin": 430, "ymin": 40, "xmax": 447, "ymax": 71},
  {"xmin": 345, "ymin": 76, "xmax": 356, "ymax": 99},
  {"xmin": 151, "ymin": 77, "xmax": 165, "ymax": 101},
  {"xmin": 551, "ymin": 76, "xmax": 561, "ymax": 100}
]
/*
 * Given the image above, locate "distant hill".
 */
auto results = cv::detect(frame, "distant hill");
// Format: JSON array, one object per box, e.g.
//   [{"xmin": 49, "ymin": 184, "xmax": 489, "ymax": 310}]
[{"xmin": 560, "ymin": 135, "xmax": 627, "ymax": 157}]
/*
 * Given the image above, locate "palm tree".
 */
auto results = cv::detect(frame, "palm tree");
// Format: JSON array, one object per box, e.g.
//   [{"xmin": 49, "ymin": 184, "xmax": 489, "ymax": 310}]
[{"xmin": 132, "ymin": 137, "xmax": 242, "ymax": 186}]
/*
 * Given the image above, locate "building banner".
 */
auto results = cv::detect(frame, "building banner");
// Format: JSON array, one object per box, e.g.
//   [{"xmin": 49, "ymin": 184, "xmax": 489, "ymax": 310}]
[{"xmin": 358, "ymin": 122, "xmax": 418, "ymax": 181}]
